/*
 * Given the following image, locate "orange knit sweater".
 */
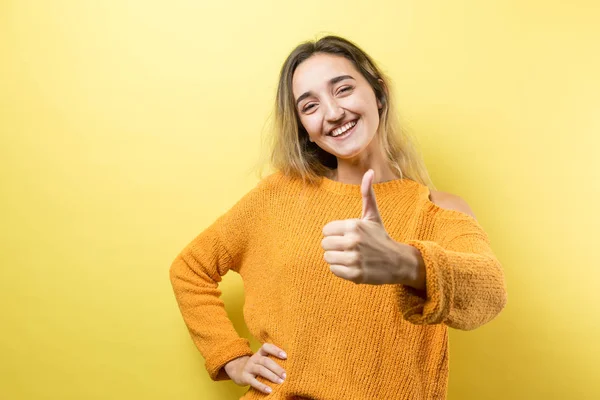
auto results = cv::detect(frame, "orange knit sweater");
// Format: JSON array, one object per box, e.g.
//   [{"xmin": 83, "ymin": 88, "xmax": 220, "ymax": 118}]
[{"xmin": 169, "ymin": 171, "xmax": 507, "ymax": 399}]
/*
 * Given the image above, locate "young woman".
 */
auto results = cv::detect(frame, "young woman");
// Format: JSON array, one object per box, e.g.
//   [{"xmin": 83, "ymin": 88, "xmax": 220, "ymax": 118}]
[{"xmin": 169, "ymin": 35, "xmax": 507, "ymax": 400}]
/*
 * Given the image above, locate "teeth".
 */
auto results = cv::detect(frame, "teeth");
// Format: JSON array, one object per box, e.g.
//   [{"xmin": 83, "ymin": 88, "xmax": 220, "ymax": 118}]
[{"xmin": 331, "ymin": 120, "xmax": 356, "ymax": 137}]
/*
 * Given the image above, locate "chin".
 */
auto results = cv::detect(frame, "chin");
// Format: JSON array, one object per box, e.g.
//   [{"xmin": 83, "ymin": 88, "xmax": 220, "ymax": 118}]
[
  {"xmin": 328, "ymin": 140, "xmax": 373, "ymax": 159},
  {"xmin": 328, "ymin": 146, "xmax": 366, "ymax": 160}
]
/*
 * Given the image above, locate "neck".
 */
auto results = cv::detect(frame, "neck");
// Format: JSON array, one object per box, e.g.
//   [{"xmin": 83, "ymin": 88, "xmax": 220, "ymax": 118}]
[
  {"xmin": 330, "ymin": 165, "xmax": 398, "ymax": 185},
  {"xmin": 329, "ymin": 157, "xmax": 399, "ymax": 185}
]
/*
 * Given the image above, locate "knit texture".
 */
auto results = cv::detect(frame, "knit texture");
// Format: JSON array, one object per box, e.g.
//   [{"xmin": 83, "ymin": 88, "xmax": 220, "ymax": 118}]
[{"xmin": 169, "ymin": 171, "xmax": 507, "ymax": 399}]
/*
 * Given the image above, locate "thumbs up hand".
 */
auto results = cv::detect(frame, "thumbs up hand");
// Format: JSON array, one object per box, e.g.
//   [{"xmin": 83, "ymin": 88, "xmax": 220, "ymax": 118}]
[{"xmin": 321, "ymin": 169, "xmax": 418, "ymax": 286}]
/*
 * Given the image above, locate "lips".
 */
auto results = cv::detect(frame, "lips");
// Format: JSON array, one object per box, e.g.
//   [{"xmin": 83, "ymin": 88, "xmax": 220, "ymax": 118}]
[
  {"xmin": 328, "ymin": 119, "xmax": 359, "ymax": 137},
  {"xmin": 329, "ymin": 119, "xmax": 358, "ymax": 140}
]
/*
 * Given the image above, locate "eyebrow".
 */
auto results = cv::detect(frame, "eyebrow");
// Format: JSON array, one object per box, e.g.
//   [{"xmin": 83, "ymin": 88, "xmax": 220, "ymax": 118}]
[{"xmin": 295, "ymin": 75, "xmax": 356, "ymax": 108}]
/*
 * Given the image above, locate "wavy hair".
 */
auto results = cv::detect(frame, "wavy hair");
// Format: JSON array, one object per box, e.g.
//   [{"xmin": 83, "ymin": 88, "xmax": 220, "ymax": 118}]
[{"xmin": 253, "ymin": 34, "xmax": 435, "ymax": 190}]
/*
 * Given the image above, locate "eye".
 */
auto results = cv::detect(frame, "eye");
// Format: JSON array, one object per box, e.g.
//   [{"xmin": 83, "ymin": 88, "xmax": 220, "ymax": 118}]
[
  {"xmin": 303, "ymin": 103, "xmax": 316, "ymax": 112},
  {"xmin": 338, "ymin": 86, "xmax": 353, "ymax": 94}
]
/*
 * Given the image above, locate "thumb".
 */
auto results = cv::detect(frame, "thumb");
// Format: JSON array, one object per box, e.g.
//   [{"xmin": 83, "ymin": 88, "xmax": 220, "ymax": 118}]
[{"xmin": 361, "ymin": 169, "xmax": 383, "ymax": 223}]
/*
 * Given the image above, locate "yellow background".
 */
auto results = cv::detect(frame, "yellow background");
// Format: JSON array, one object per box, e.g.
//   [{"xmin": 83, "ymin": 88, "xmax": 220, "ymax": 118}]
[{"xmin": 2, "ymin": 1, "xmax": 599, "ymax": 399}]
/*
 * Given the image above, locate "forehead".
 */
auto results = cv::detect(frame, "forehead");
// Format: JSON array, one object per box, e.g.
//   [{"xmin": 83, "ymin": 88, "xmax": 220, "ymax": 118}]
[{"xmin": 292, "ymin": 53, "xmax": 359, "ymax": 95}]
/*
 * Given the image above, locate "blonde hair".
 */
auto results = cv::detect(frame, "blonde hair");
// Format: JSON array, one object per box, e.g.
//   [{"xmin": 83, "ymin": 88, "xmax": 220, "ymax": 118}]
[{"xmin": 253, "ymin": 34, "xmax": 436, "ymax": 190}]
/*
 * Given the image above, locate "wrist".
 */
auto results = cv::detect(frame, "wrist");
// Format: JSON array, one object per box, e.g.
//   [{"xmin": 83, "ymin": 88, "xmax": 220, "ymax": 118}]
[
  {"xmin": 405, "ymin": 244, "xmax": 426, "ymax": 291},
  {"xmin": 392, "ymin": 241, "xmax": 426, "ymax": 290}
]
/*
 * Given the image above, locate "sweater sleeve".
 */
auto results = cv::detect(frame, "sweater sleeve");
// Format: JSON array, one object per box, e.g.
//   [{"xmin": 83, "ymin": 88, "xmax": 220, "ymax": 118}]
[
  {"xmin": 397, "ymin": 215, "xmax": 508, "ymax": 331},
  {"xmin": 169, "ymin": 184, "xmax": 264, "ymax": 381}
]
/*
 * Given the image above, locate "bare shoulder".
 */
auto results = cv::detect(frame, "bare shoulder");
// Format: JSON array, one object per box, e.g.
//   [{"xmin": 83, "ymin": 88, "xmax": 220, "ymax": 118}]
[{"xmin": 428, "ymin": 189, "xmax": 477, "ymax": 220}]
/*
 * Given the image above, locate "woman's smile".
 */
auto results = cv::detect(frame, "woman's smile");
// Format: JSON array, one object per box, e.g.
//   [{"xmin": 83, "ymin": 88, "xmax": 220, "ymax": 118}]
[{"xmin": 329, "ymin": 118, "xmax": 359, "ymax": 141}]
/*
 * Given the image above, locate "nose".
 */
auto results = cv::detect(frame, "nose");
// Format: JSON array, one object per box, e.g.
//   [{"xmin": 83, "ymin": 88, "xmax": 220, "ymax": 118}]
[{"xmin": 323, "ymin": 97, "xmax": 345, "ymax": 122}]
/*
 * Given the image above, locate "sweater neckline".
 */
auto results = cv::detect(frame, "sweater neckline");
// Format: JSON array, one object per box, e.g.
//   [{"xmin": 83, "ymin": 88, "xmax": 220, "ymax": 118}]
[{"xmin": 319, "ymin": 175, "xmax": 419, "ymax": 197}]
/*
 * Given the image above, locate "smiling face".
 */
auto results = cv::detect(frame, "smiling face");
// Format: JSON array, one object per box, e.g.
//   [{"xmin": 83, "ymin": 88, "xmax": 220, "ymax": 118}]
[{"xmin": 292, "ymin": 53, "xmax": 383, "ymax": 161}]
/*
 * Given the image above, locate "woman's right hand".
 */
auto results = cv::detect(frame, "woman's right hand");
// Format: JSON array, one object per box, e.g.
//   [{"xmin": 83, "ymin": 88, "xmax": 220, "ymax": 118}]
[{"xmin": 223, "ymin": 343, "xmax": 288, "ymax": 394}]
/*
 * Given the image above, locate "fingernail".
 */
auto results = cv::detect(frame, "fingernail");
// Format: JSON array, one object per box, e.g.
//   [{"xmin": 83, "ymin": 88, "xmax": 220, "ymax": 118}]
[
  {"xmin": 277, "ymin": 378, "xmax": 283, "ymax": 384},
  {"xmin": 266, "ymin": 387, "xmax": 272, "ymax": 393},
  {"xmin": 282, "ymin": 372, "xmax": 286, "ymax": 379},
  {"xmin": 279, "ymin": 352, "xmax": 287, "ymax": 358}
]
